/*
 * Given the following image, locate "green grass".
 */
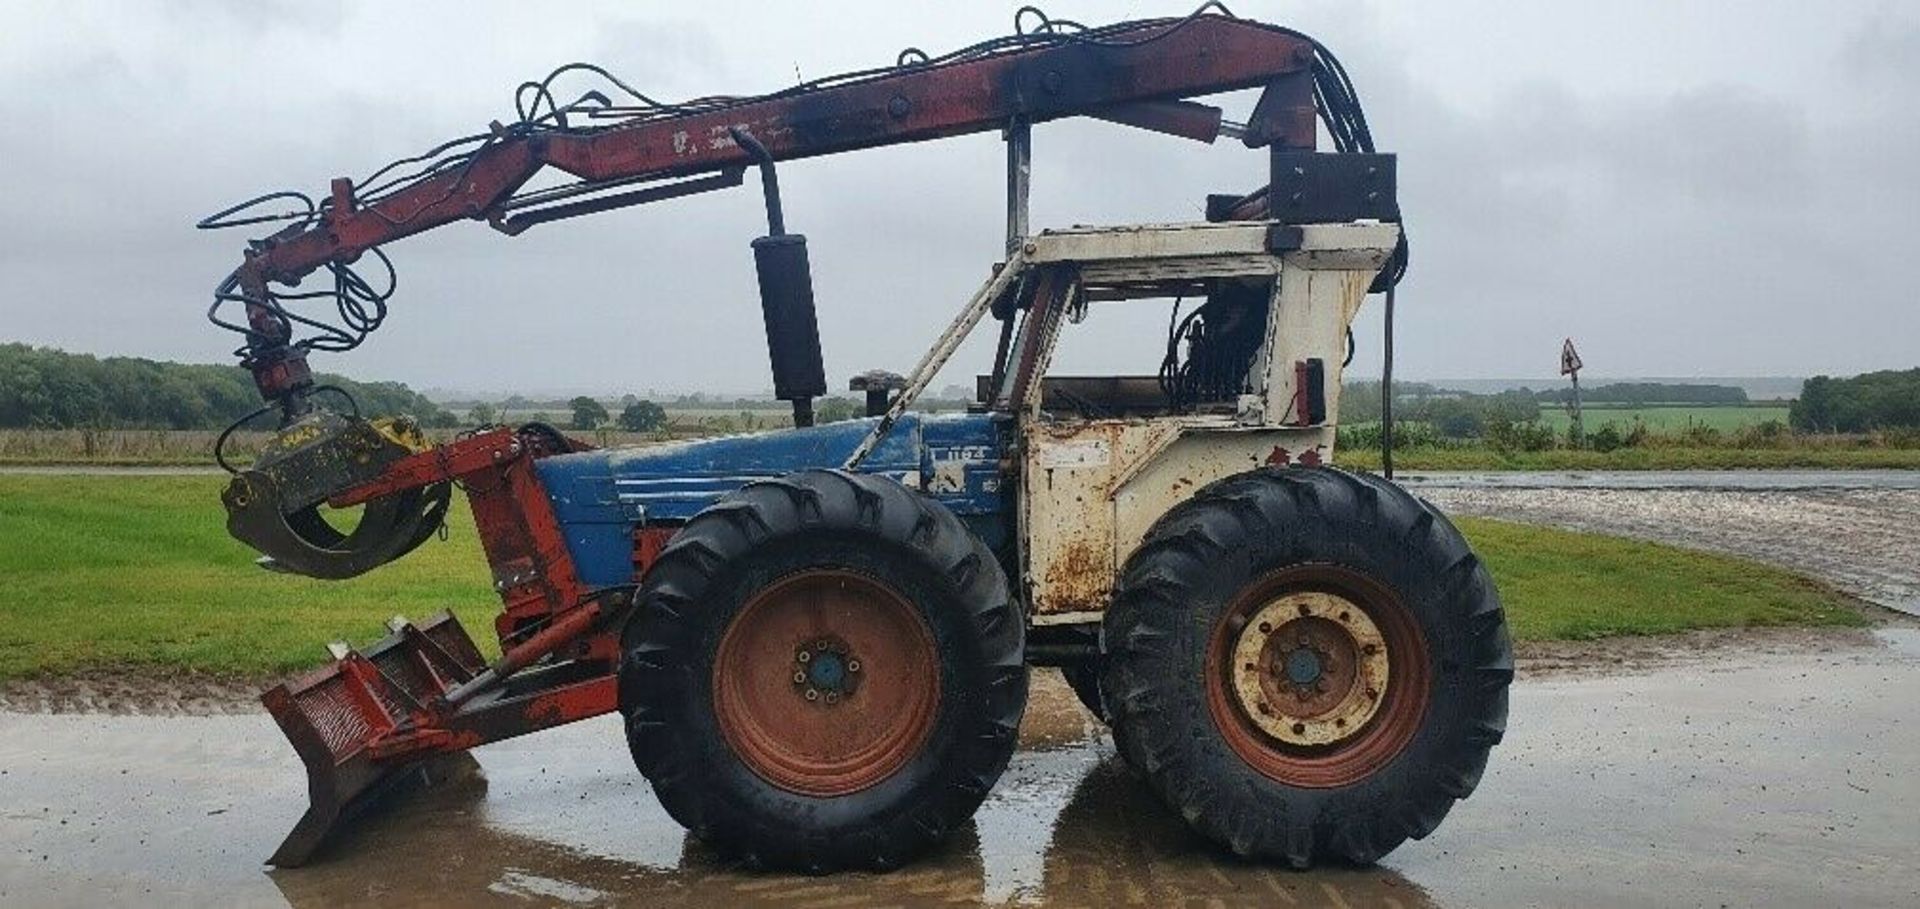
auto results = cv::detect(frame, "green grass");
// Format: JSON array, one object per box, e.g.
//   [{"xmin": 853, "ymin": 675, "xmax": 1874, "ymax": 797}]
[
  {"xmin": 1536, "ymin": 404, "xmax": 1789, "ymax": 432},
  {"xmin": 1454, "ymin": 516, "xmax": 1862, "ymax": 640},
  {"xmin": 1339, "ymin": 445, "xmax": 1920, "ymax": 472},
  {"xmin": 0, "ymin": 476, "xmax": 1865, "ymax": 679},
  {"xmin": 0, "ymin": 475, "xmax": 496, "ymax": 678}
]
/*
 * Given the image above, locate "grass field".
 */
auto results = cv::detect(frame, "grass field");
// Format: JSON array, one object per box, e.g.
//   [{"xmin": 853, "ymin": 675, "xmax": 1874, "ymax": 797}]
[
  {"xmin": 1535, "ymin": 404, "xmax": 1790, "ymax": 432},
  {"xmin": 0, "ymin": 475, "xmax": 1865, "ymax": 680},
  {"xmin": 1338, "ymin": 445, "xmax": 1920, "ymax": 472},
  {"xmin": 0, "ymin": 476, "xmax": 498, "ymax": 679}
]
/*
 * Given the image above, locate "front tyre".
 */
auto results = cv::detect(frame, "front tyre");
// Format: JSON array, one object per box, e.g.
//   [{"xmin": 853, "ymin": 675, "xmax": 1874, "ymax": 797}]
[
  {"xmin": 1102, "ymin": 466, "xmax": 1511, "ymax": 867},
  {"xmin": 620, "ymin": 470, "xmax": 1026, "ymax": 872}
]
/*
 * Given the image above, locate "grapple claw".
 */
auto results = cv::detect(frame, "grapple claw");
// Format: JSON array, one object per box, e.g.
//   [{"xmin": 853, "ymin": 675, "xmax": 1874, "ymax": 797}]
[{"xmin": 222, "ymin": 409, "xmax": 447, "ymax": 579}]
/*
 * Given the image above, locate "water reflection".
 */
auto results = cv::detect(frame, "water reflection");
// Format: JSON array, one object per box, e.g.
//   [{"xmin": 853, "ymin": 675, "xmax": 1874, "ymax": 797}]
[{"xmin": 270, "ymin": 741, "xmax": 1431, "ymax": 908}]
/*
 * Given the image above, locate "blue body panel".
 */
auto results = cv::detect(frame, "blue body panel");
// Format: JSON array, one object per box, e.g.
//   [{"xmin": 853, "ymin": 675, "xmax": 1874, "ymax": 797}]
[{"xmin": 535, "ymin": 412, "xmax": 1007, "ymax": 587}]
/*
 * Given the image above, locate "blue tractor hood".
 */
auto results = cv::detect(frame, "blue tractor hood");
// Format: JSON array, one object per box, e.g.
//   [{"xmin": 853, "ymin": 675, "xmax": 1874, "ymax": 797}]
[{"xmin": 534, "ymin": 412, "xmax": 1004, "ymax": 586}]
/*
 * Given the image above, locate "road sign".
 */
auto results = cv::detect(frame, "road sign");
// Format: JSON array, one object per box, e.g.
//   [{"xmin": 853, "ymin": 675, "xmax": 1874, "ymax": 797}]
[
  {"xmin": 1560, "ymin": 338, "xmax": 1584, "ymax": 446},
  {"xmin": 1560, "ymin": 338, "xmax": 1583, "ymax": 376}
]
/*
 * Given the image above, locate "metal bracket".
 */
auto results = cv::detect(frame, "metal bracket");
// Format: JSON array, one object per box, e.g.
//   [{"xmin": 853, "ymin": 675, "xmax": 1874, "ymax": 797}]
[{"xmin": 1267, "ymin": 151, "xmax": 1398, "ymax": 224}]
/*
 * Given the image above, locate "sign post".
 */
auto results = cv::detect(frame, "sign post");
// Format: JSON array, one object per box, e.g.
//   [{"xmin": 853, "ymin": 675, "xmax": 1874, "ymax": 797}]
[{"xmin": 1560, "ymin": 338, "xmax": 1584, "ymax": 447}]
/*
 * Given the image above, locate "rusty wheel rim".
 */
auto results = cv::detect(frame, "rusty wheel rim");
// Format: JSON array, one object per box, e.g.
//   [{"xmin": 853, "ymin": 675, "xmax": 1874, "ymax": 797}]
[
  {"xmin": 1205, "ymin": 564, "xmax": 1430, "ymax": 788},
  {"xmin": 713, "ymin": 569, "xmax": 940, "ymax": 797}
]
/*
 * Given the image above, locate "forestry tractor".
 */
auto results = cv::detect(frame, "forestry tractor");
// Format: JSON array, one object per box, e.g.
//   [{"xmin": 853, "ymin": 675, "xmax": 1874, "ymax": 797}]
[{"xmin": 199, "ymin": 6, "xmax": 1511, "ymax": 873}]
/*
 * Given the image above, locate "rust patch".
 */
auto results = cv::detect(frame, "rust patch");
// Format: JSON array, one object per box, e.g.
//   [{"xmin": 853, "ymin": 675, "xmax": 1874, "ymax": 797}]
[{"xmin": 1041, "ymin": 538, "xmax": 1113, "ymax": 614}]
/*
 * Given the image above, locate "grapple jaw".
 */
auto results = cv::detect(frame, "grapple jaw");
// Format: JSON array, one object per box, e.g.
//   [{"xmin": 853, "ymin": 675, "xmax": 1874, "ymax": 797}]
[
  {"xmin": 223, "ymin": 410, "xmax": 449, "ymax": 579},
  {"xmin": 263, "ymin": 611, "xmax": 490, "ymax": 866}
]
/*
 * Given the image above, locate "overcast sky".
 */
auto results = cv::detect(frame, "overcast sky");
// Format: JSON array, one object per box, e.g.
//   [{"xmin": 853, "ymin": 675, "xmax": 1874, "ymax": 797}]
[{"xmin": 1, "ymin": 1, "xmax": 1915, "ymax": 397}]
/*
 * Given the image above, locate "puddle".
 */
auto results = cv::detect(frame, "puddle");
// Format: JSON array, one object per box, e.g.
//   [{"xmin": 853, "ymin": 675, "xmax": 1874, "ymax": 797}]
[{"xmin": 4, "ymin": 651, "xmax": 1918, "ymax": 908}]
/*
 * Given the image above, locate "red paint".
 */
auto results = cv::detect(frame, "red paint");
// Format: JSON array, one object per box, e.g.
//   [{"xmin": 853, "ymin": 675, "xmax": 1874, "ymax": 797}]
[
  {"xmin": 264, "ymin": 425, "xmax": 628, "ymax": 774},
  {"xmin": 325, "ymin": 427, "xmax": 590, "ymax": 652},
  {"xmin": 633, "ymin": 526, "xmax": 675, "ymax": 577},
  {"xmin": 232, "ymin": 17, "xmax": 1317, "ymax": 290}
]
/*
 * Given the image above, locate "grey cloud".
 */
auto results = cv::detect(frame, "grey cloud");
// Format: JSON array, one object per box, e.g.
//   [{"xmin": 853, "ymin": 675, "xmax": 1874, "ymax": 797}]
[{"xmin": 0, "ymin": 1, "xmax": 1915, "ymax": 396}]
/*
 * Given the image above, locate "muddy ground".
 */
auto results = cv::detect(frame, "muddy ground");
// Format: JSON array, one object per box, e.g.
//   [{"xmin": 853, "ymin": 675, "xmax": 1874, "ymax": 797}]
[
  {"xmin": 0, "ymin": 625, "xmax": 1893, "ymax": 715},
  {"xmin": 3, "ymin": 633, "xmax": 1918, "ymax": 909}
]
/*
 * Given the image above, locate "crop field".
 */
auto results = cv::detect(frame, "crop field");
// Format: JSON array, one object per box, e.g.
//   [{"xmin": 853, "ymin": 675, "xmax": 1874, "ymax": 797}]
[
  {"xmin": 0, "ymin": 474, "xmax": 1864, "ymax": 680},
  {"xmin": 1535, "ymin": 404, "xmax": 1789, "ymax": 432}
]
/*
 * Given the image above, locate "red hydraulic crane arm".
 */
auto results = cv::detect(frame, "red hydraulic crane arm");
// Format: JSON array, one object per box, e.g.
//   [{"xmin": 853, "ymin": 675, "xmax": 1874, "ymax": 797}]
[{"xmin": 236, "ymin": 16, "xmax": 1317, "ymax": 289}]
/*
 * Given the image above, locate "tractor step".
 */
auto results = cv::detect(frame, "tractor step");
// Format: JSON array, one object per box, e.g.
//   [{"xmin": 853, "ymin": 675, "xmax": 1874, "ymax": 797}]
[{"xmin": 261, "ymin": 611, "xmax": 488, "ymax": 866}]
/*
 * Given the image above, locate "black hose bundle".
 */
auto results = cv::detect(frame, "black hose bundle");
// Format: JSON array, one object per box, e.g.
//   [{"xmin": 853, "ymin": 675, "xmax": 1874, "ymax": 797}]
[{"xmin": 196, "ymin": 3, "xmax": 1406, "ymax": 400}]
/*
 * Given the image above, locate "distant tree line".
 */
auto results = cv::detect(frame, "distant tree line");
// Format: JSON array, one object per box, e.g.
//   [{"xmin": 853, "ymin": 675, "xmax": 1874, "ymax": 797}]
[
  {"xmin": 1790, "ymin": 370, "xmax": 1920, "ymax": 432},
  {"xmin": 1342, "ymin": 381, "xmax": 1539, "ymax": 438},
  {"xmin": 0, "ymin": 344, "xmax": 457, "ymax": 430},
  {"xmin": 1535, "ymin": 382, "xmax": 1748, "ymax": 405}
]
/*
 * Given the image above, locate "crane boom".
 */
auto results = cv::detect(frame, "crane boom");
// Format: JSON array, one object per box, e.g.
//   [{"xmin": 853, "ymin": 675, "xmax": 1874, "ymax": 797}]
[{"xmin": 201, "ymin": 10, "xmax": 1404, "ymax": 419}]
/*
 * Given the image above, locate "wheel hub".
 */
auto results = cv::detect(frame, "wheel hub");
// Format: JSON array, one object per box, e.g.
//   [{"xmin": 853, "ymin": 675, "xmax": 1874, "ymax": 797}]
[
  {"xmin": 1228, "ymin": 591, "xmax": 1390, "ymax": 747},
  {"xmin": 713, "ymin": 570, "xmax": 939, "ymax": 797},
  {"xmin": 793, "ymin": 638, "xmax": 861, "ymax": 704},
  {"xmin": 1284, "ymin": 647, "xmax": 1323, "ymax": 685}
]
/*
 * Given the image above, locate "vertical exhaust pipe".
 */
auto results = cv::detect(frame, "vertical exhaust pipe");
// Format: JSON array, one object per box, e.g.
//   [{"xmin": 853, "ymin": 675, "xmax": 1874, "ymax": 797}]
[{"xmin": 732, "ymin": 128, "xmax": 827, "ymax": 428}]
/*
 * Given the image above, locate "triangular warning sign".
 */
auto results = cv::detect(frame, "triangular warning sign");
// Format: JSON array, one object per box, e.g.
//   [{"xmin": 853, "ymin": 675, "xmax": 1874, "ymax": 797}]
[{"xmin": 1560, "ymin": 338, "xmax": 1583, "ymax": 376}]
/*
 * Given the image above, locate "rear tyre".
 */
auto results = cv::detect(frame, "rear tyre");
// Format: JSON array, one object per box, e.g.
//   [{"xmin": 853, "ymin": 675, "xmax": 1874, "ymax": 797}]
[
  {"xmin": 620, "ymin": 469, "xmax": 1027, "ymax": 872},
  {"xmin": 1102, "ymin": 466, "xmax": 1511, "ymax": 867}
]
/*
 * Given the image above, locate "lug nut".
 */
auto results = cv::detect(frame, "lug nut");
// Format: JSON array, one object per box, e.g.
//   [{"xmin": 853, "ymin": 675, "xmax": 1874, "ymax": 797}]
[
  {"xmin": 797, "ymin": 650, "xmax": 811, "ymax": 663},
  {"xmin": 846, "ymin": 659, "xmax": 860, "ymax": 673},
  {"xmin": 804, "ymin": 688, "xmax": 819, "ymax": 701},
  {"xmin": 793, "ymin": 671, "xmax": 807, "ymax": 684}
]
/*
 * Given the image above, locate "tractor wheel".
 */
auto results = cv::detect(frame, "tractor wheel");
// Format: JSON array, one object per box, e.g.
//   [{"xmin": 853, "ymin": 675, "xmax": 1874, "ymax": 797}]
[
  {"xmin": 1102, "ymin": 466, "xmax": 1511, "ymax": 867},
  {"xmin": 620, "ymin": 469, "xmax": 1027, "ymax": 872}
]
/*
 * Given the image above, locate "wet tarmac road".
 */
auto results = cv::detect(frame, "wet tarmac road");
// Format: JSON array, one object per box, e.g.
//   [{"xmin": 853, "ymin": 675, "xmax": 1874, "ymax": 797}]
[{"xmin": 4, "ymin": 632, "xmax": 1918, "ymax": 909}]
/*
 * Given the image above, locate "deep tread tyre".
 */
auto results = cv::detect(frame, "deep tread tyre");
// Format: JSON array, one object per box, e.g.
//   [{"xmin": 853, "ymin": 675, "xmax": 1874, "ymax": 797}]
[
  {"xmin": 620, "ymin": 469, "xmax": 1027, "ymax": 872},
  {"xmin": 1102, "ymin": 466, "xmax": 1511, "ymax": 867}
]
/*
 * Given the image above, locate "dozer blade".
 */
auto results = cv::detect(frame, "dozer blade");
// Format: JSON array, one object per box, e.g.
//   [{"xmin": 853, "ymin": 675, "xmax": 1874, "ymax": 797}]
[
  {"xmin": 222, "ymin": 409, "xmax": 448, "ymax": 579},
  {"xmin": 270, "ymin": 746, "xmax": 483, "ymax": 868},
  {"xmin": 262, "ymin": 611, "xmax": 489, "ymax": 866}
]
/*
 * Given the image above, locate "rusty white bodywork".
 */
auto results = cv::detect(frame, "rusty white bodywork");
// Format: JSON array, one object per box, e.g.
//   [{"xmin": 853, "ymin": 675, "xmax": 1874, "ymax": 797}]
[{"xmin": 850, "ymin": 220, "xmax": 1400, "ymax": 622}]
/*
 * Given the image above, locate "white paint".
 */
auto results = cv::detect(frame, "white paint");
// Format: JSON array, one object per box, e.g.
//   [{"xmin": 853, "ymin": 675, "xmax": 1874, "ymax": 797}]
[{"xmin": 1035, "ymin": 438, "xmax": 1110, "ymax": 469}]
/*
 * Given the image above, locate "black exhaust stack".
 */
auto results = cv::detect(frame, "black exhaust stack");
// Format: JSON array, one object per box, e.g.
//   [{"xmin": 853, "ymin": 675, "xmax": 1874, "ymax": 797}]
[{"xmin": 733, "ymin": 128, "xmax": 826, "ymax": 428}]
